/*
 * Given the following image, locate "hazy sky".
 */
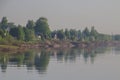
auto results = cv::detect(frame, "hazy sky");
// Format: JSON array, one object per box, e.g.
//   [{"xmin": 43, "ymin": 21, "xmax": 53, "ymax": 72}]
[{"xmin": 0, "ymin": 0, "xmax": 120, "ymax": 34}]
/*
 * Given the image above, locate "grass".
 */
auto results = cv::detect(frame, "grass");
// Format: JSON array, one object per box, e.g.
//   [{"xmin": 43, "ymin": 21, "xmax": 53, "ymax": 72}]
[{"xmin": 0, "ymin": 45, "xmax": 19, "ymax": 50}]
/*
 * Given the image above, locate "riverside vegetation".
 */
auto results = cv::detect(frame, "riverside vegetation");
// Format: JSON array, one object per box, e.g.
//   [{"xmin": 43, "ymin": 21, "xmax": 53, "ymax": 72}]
[{"xmin": 0, "ymin": 17, "xmax": 120, "ymax": 52}]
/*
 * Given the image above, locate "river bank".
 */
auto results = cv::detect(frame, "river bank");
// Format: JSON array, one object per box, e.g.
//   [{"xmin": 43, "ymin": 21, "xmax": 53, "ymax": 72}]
[
  {"xmin": 20, "ymin": 40, "xmax": 120, "ymax": 48},
  {"xmin": 0, "ymin": 40, "xmax": 120, "ymax": 52}
]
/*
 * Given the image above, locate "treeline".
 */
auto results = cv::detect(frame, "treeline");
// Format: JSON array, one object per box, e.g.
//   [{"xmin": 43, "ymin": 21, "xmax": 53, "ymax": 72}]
[
  {"xmin": 51, "ymin": 27, "xmax": 112, "ymax": 41},
  {"xmin": 0, "ymin": 17, "xmax": 119, "ymax": 44}
]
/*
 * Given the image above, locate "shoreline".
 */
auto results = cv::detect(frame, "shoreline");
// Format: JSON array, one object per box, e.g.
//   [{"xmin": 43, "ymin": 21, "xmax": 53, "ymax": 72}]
[{"xmin": 0, "ymin": 40, "xmax": 120, "ymax": 53}]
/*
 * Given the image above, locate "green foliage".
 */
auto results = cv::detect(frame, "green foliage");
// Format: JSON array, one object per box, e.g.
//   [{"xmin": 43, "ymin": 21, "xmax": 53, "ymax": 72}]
[
  {"xmin": 51, "ymin": 30, "xmax": 57, "ymax": 39},
  {"xmin": 77, "ymin": 30, "xmax": 82, "ymax": 41},
  {"xmin": 69, "ymin": 29, "xmax": 78, "ymax": 41},
  {"xmin": 26, "ymin": 20, "xmax": 35, "ymax": 30},
  {"xmin": 90, "ymin": 26, "xmax": 98, "ymax": 41},
  {"xmin": 9, "ymin": 25, "xmax": 24, "ymax": 40},
  {"xmin": 7, "ymin": 22, "xmax": 16, "ymax": 29},
  {"xmin": 0, "ymin": 29, "xmax": 5, "ymax": 38},
  {"xmin": 34, "ymin": 17, "xmax": 51, "ymax": 39},
  {"xmin": 82, "ymin": 27, "xmax": 90, "ymax": 40},
  {"xmin": 56, "ymin": 29, "xmax": 65, "ymax": 40},
  {"xmin": 0, "ymin": 17, "xmax": 8, "ymax": 30},
  {"xmin": 9, "ymin": 27, "xmax": 19, "ymax": 39},
  {"xmin": 17, "ymin": 25, "xmax": 25, "ymax": 40},
  {"xmin": 65, "ymin": 29, "xmax": 70, "ymax": 39},
  {"xmin": 0, "ymin": 16, "xmax": 115, "ymax": 44},
  {"xmin": 23, "ymin": 27, "xmax": 35, "ymax": 41}
]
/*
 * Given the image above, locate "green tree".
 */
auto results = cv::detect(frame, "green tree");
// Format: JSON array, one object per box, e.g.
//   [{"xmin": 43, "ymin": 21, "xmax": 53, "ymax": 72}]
[
  {"xmin": 51, "ymin": 30, "xmax": 57, "ymax": 39},
  {"xmin": 9, "ymin": 27, "xmax": 18, "ymax": 39},
  {"xmin": 7, "ymin": 22, "xmax": 16, "ymax": 30},
  {"xmin": 26, "ymin": 20, "xmax": 35, "ymax": 30},
  {"xmin": 0, "ymin": 29, "xmax": 5, "ymax": 38},
  {"xmin": 90, "ymin": 26, "xmax": 98, "ymax": 41},
  {"xmin": 82, "ymin": 27, "xmax": 90, "ymax": 41},
  {"xmin": 57, "ymin": 29, "xmax": 65, "ymax": 40},
  {"xmin": 17, "ymin": 25, "xmax": 24, "ymax": 40},
  {"xmin": 23, "ymin": 27, "xmax": 35, "ymax": 41},
  {"xmin": 34, "ymin": 17, "xmax": 51, "ymax": 39},
  {"xmin": 77, "ymin": 30, "xmax": 82, "ymax": 41},
  {"xmin": 65, "ymin": 29, "xmax": 70, "ymax": 40},
  {"xmin": 9, "ymin": 25, "xmax": 24, "ymax": 40},
  {"xmin": 0, "ymin": 17, "xmax": 8, "ymax": 30},
  {"xmin": 69, "ymin": 29, "xmax": 78, "ymax": 41}
]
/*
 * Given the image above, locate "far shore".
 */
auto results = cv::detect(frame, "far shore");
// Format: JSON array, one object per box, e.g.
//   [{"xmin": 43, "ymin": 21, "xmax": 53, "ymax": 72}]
[{"xmin": 0, "ymin": 40, "xmax": 120, "ymax": 53}]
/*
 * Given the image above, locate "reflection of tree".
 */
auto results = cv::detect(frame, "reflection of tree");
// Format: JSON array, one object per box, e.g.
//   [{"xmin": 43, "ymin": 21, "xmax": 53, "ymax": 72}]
[
  {"xmin": 56, "ymin": 49, "xmax": 82, "ymax": 63},
  {"xmin": 24, "ymin": 51, "xmax": 35, "ymax": 70},
  {"xmin": 90, "ymin": 50, "xmax": 96, "ymax": 64},
  {"xmin": 0, "ymin": 46, "xmax": 111, "ymax": 73},
  {"xmin": 64, "ymin": 49, "xmax": 77, "ymax": 62},
  {"xmin": 56, "ymin": 50, "xmax": 64, "ymax": 61},
  {"xmin": 82, "ymin": 47, "xmax": 109, "ymax": 64},
  {"xmin": 8, "ymin": 53, "xmax": 24, "ymax": 67},
  {"xmin": 0, "ymin": 50, "xmax": 50, "ymax": 74},
  {"xmin": 0, "ymin": 54, "xmax": 9, "ymax": 72},
  {"xmin": 54, "ymin": 47, "xmax": 109, "ymax": 64},
  {"xmin": 34, "ymin": 50, "xmax": 50, "ymax": 74},
  {"xmin": 82, "ymin": 49, "xmax": 96, "ymax": 64},
  {"xmin": 83, "ymin": 49, "xmax": 90, "ymax": 63}
]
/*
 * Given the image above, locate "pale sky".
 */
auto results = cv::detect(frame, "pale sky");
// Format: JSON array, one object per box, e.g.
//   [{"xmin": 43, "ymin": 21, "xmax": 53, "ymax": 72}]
[{"xmin": 0, "ymin": 0, "xmax": 120, "ymax": 34}]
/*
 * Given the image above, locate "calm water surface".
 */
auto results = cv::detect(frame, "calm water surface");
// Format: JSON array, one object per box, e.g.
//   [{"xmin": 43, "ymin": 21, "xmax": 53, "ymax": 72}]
[{"xmin": 0, "ymin": 47, "xmax": 120, "ymax": 80}]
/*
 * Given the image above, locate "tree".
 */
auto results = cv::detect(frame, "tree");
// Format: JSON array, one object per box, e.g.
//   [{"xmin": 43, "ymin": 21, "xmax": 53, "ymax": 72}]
[
  {"xmin": 34, "ymin": 17, "xmax": 51, "ymax": 39},
  {"xmin": 69, "ymin": 29, "xmax": 78, "ymax": 41},
  {"xmin": 26, "ymin": 20, "xmax": 35, "ymax": 30},
  {"xmin": 0, "ymin": 17, "xmax": 8, "ymax": 30},
  {"xmin": 77, "ymin": 30, "xmax": 82, "ymax": 41},
  {"xmin": 0, "ymin": 29, "xmax": 5, "ymax": 38},
  {"xmin": 57, "ymin": 29, "xmax": 65, "ymax": 40},
  {"xmin": 9, "ymin": 25, "xmax": 24, "ymax": 40},
  {"xmin": 90, "ymin": 26, "xmax": 98, "ymax": 41},
  {"xmin": 82, "ymin": 27, "xmax": 90, "ymax": 41},
  {"xmin": 9, "ymin": 27, "xmax": 18, "ymax": 39},
  {"xmin": 51, "ymin": 30, "xmax": 57, "ymax": 39},
  {"xmin": 23, "ymin": 27, "xmax": 35, "ymax": 41},
  {"xmin": 82, "ymin": 27, "xmax": 90, "ymax": 36},
  {"xmin": 17, "ymin": 25, "xmax": 24, "ymax": 40},
  {"xmin": 65, "ymin": 29, "xmax": 70, "ymax": 40}
]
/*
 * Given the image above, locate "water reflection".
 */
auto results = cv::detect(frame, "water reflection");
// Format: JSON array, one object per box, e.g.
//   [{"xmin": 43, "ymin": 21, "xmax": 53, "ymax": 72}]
[{"xmin": 0, "ymin": 47, "xmax": 119, "ymax": 74}]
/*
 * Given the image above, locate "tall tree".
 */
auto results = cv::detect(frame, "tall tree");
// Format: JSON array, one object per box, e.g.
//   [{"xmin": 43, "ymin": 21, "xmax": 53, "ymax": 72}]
[
  {"xmin": 0, "ymin": 17, "xmax": 8, "ymax": 30},
  {"xmin": 82, "ymin": 27, "xmax": 90, "ymax": 41},
  {"xmin": 9, "ymin": 25, "xmax": 24, "ymax": 40},
  {"xmin": 23, "ymin": 27, "xmax": 35, "ymax": 41},
  {"xmin": 0, "ymin": 29, "xmax": 5, "ymax": 38},
  {"xmin": 69, "ymin": 29, "xmax": 78, "ymax": 40},
  {"xmin": 82, "ymin": 27, "xmax": 90, "ymax": 36},
  {"xmin": 34, "ymin": 17, "xmax": 51, "ymax": 39},
  {"xmin": 65, "ymin": 29, "xmax": 70, "ymax": 40},
  {"xmin": 57, "ymin": 29, "xmax": 65, "ymax": 40},
  {"xmin": 17, "ymin": 25, "xmax": 24, "ymax": 40},
  {"xmin": 26, "ymin": 20, "xmax": 35, "ymax": 30},
  {"xmin": 77, "ymin": 30, "xmax": 82, "ymax": 41},
  {"xmin": 9, "ymin": 27, "xmax": 18, "ymax": 39},
  {"xmin": 90, "ymin": 26, "xmax": 98, "ymax": 41}
]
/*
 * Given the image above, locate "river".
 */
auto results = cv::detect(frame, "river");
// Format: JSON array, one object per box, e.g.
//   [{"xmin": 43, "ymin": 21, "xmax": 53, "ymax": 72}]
[{"xmin": 0, "ymin": 46, "xmax": 120, "ymax": 80}]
